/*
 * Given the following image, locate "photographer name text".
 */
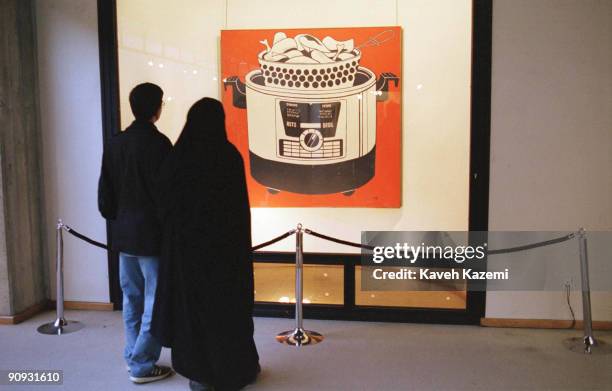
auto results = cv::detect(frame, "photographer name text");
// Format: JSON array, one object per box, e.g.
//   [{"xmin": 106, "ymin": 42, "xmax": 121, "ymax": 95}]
[{"xmin": 371, "ymin": 268, "xmax": 510, "ymax": 281}]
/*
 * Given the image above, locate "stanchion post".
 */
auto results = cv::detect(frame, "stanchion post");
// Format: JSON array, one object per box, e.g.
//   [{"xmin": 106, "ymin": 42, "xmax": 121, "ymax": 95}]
[
  {"xmin": 55, "ymin": 219, "xmax": 65, "ymax": 326},
  {"xmin": 276, "ymin": 224, "xmax": 323, "ymax": 346},
  {"xmin": 295, "ymin": 226, "xmax": 304, "ymax": 330},
  {"xmin": 577, "ymin": 228, "xmax": 595, "ymax": 352},
  {"xmin": 564, "ymin": 227, "xmax": 612, "ymax": 354},
  {"xmin": 37, "ymin": 219, "xmax": 83, "ymax": 335}
]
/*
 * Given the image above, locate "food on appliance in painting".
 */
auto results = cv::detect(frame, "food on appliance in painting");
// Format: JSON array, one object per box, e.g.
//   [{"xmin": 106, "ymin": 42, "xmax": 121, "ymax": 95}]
[
  {"xmin": 285, "ymin": 56, "xmax": 319, "ymax": 64},
  {"xmin": 269, "ymin": 37, "xmax": 298, "ymax": 54},
  {"xmin": 259, "ymin": 39, "xmax": 271, "ymax": 52},
  {"xmin": 260, "ymin": 32, "xmax": 359, "ymax": 64},
  {"xmin": 295, "ymin": 34, "xmax": 330, "ymax": 53},
  {"xmin": 322, "ymin": 36, "xmax": 355, "ymax": 52},
  {"xmin": 284, "ymin": 50, "xmax": 304, "ymax": 59},
  {"xmin": 272, "ymin": 31, "xmax": 287, "ymax": 45},
  {"xmin": 263, "ymin": 53, "xmax": 289, "ymax": 62},
  {"xmin": 310, "ymin": 49, "xmax": 335, "ymax": 63},
  {"xmin": 336, "ymin": 52, "xmax": 355, "ymax": 60}
]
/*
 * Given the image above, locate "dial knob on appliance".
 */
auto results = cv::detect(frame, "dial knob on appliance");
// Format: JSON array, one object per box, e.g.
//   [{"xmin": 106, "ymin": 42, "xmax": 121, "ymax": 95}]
[{"xmin": 300, "ymin": 129, "xmax": 324, "ymax": 152}]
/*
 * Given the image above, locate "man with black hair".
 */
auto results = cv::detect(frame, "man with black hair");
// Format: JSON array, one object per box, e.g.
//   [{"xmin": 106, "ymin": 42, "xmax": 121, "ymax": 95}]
[{"xmin": 98, "ymin": 82, "xmax": 173, "ymax": 384}]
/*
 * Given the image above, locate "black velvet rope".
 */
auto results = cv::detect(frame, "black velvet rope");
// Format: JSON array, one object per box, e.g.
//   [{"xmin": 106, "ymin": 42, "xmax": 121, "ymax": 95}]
[
  {"xmin": 487, "ymin": 233, "xmax": 575, "ymax": 255},
  {"xmin": 62, "ymin": 223, "xmax": 577, "ymax": 256},
  {"xmin": 63, "ymin": 225, "xmax": 109, "ymax": 250},
  {"xmin": 251, "ymin": 229, "xmax": 296, "ymax": 251},
  {"xmin": 303, "ymin": 229, "xmax": 576, "ymax": 255},
  {"xmin": 63, "ymin": 224, "xmax": 296, "ymax": 252},
  {"xmin": 304, "ymin": 229, "xmax": 375, "ymax": 251}
]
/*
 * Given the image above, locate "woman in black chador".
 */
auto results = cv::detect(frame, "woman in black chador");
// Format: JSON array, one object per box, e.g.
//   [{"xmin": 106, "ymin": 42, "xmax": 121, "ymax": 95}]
[{"xmin": 152, "ymin": 98, "xmax": 260, "ymax": 391}]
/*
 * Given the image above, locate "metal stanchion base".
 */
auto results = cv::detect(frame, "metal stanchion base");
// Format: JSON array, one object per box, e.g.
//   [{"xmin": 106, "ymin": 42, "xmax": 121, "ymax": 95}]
[
  {"xmin": 563, "ymin": 337, "xmax": 612, "ymax": 355},
  {"xmin": 37, "ymin": 318, "xmax": 83, "ymax": 335},
  {"xmin": 276, "ymin": 328, "xmax": 324, "ymax": 346}
]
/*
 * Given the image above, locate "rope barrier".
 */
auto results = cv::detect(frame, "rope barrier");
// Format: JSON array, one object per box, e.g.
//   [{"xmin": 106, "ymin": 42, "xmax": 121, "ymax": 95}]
[
  {"xmin": 63, "ymin": 225, "xmax": 108, "ymax": 250},
  {"xmin": 302, "ymin": 229, "xmax": 578, "ymax": 259},
  {"xmin": 304, "ymin": 228, "xmax": 375, "ymax": 250},
  {"xmin": 62, "ymin": 224, "xmax": 296, "ymax": 252},
  {"xmin": 252, "ymin": 229, "xmax": 297, "ymax": 251},
  {"xmin": 62, "ymin": 221, "xmax": 576, "ymax": 256},
  {"xmin": 487, "ymin": 233, "xmax": 575, "ymax": 255},
  {"xmin": 47, "ymin": 219, "xmax": 602, "ymax": 354}
]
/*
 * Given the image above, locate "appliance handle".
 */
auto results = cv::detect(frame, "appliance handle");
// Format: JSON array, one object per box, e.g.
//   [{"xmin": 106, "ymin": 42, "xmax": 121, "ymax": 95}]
[
  {"xmin": 223, "ymin": 76, "xmax": 247, "ymax": 109},
  {"xmin": 375, "ymin": 72, "xmax": 399, "ymax": 102}
]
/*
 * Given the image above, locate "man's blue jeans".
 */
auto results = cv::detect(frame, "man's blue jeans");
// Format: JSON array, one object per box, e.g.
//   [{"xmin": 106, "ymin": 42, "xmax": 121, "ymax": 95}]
[{"xmin": 119, "ymin": 253, "xmax": 162, "ymax": 377}]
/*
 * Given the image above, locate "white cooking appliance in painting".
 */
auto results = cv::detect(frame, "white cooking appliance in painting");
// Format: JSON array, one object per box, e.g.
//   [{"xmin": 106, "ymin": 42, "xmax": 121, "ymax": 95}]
[{"xmin": 224, "ymin": 31, "xmax": 399, "ymax": 195}]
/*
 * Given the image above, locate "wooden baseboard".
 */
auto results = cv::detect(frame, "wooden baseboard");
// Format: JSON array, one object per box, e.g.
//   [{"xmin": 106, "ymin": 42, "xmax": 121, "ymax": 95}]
[
  {"xmin": 0, "ymin": 301, "xmax": 48, "ymax": 325},
  {"xmin": 0, "ymin": 300, "xmax": 114, "ymax": 325},
  {"xmin": 48, "ymin": 300, "xmax": 114, "ymax": 311},
  {"xmin": 481, "ymin": 317, "xmax": 612, "ymax": 330}
]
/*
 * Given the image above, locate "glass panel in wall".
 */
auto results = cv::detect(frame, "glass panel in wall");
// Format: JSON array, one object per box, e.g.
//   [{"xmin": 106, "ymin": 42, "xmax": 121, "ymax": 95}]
[
  {"xmin": 254, "ymin": 263, "xmax": 343, "ymax": 305},
  {"xmin": 355, "ymin": 266, "xmax": 466, "ymax": 309}
]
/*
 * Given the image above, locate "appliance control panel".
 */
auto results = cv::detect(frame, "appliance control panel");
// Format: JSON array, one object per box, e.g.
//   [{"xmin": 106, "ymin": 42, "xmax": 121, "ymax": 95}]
[
  {"xmin": 278, "ymin": 101, "xmax": 343, "ymax": 159},
  {"xmin": 279, "ymin": 101, "xmax": 340, "ymax": 137}
]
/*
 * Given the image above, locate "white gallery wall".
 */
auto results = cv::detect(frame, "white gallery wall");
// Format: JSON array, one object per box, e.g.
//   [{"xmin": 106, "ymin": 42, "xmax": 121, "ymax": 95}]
[
  {"xmin": 35, "ymin": 0, "xmax": 612, "ymax": 322},
  {"xmin": 36, "ymin": 0, "xmax": 109, "ymax": 302},
  {"xmin": 487, "ymin": 0, "xmax": 612, "ymax": 321}
]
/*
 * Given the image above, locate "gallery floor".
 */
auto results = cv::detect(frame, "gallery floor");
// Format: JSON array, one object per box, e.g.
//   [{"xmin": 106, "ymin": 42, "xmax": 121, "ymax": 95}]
[{"xmin": 2, "ymin": 310, "xmax": 611, "ymax": 390}]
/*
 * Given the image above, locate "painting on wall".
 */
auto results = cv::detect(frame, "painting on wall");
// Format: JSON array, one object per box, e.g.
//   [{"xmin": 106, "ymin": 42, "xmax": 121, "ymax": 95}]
[{"xmin": 221, "ymin": 26, "xmax": 402, "ymax": 207}]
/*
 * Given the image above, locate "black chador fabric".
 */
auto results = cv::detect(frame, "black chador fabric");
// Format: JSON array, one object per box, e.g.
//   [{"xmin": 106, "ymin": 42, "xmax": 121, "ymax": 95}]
[{"xmin": 151, "ymin": 98, "xmax": 259, "ymax": 390}]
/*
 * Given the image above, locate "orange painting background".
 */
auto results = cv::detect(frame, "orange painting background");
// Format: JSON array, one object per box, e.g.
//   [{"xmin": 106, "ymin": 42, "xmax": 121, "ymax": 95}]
[{"xmin": 220, "ymin": 26, "xmax": 402, "ymax": 207}]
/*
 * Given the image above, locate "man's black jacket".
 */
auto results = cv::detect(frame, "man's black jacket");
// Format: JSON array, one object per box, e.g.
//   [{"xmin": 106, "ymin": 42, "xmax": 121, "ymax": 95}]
[{"xmin": 98, "ymin": 120, "xmax": 172, "ymax": 256}]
